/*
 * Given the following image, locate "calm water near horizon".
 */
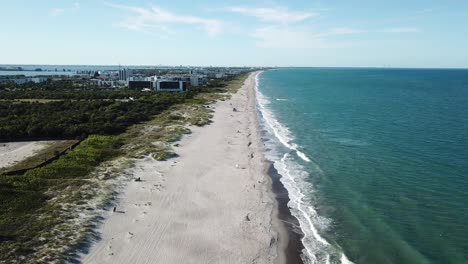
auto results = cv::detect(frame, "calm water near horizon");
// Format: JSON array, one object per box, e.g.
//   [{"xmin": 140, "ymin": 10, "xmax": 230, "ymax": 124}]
[
  {"xmin": 256, "ymin": 68, "xmax": 468, "ymax": 263},
  {"xmin": 0, "ymin": 71, "xmax": 76, "ymax": 76}
]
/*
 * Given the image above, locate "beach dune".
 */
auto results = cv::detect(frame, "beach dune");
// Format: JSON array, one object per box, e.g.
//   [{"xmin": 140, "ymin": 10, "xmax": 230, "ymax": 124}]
[{"xmin": 82, "ymin": 72, "xmax": 286, "ymax": 264}]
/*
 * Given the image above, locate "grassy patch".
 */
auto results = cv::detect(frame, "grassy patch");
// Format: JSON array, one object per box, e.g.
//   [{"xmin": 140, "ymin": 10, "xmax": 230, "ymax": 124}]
[
  {"xmin": 0, "ymin": 140, "xmax": 79, "ymax": 175},
  {"xmin": 0, "ymin": 135, "xmax": 122, "ymax": 262}
]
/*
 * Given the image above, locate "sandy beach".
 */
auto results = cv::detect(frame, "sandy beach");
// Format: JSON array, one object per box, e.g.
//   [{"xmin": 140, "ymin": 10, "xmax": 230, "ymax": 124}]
[
  {"xmin": 82, "ymin": 72, "xmax": 287, "ymax": 264},
  {"xmin": 0, "ymin": 141, "xmax": 51, "ymax": 169}
]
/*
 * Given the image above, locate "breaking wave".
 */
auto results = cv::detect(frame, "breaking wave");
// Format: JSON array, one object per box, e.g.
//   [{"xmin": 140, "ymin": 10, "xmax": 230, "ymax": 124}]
[{"xmin": 254, "ymin": 72, "xmax": 353, "ymax": 264}]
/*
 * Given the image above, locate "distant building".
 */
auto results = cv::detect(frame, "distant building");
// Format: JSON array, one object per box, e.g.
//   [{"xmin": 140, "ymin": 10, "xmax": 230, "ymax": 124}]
[
  {"xmin": 145, "ymin": 76, "xmax": 158, "ymax": 82},
  {"xmin": 127, "ymin": 75, "xmax": 145, "ymax": 82},
  {"xmin": 94, "ymin": 80, "xmax": 115, "ymax": 87},
  {"xmin": 207, "ymin": 72, "xmax": 226, "ymax": 79},
  {"xmin": 129, "ymin": 80, "xmax": 153, "ymax": 90},
  {"xmin": 190, "ymin": 76, "xmax": 200, "ymax": 87},
  {"xmin": 119, "ymin": 68, "xmax": 132, "ymax": 81},
  {"xmin": 156, "ymin": 80, "xmax": 187, "ymax": 92},
  {"xmin": 156, "ymin": 74, "xmax": 206, "ymax": 87},
  {"xmin": 189, "ymin": 75, "xmax": 208, "ymax": 87}
]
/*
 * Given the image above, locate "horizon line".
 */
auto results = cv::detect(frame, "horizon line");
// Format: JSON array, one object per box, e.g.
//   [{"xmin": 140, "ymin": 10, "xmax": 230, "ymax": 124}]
[{"xmin": 1, "ymin": 64, "xmax": 468, "ymax": 70}]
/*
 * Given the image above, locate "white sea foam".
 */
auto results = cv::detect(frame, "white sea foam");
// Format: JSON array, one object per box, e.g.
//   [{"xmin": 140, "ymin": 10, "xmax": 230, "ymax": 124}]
[
  {"xmin": 279, "ymin": 153, "xmax": 329, "ymax": 246},
  {"xmin": 341, "ymin": 254, "xmax": 354, "ymax": 264},
  {"xmin": 296, "ymin": 148, "xmax": 312, "ymax": 162},
  {"xmin": 254, "ymin": 72, "xmax": 354, "ymax": 264},
  {"xmin": 255, "ymin": 76, "xmax": 311, "ymax": 163}
]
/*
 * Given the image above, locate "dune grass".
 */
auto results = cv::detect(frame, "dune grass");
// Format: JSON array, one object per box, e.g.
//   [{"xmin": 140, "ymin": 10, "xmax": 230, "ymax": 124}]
[
  {"xmin": 0, "ymin": 135, "xmax": 122, "ymax": 262},
  {"xmin": 0, "ymin": 140, "xmax": 79, "ymax": 175}
]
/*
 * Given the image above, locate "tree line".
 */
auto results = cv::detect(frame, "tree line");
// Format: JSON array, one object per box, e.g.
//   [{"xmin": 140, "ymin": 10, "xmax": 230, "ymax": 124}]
[{"xmin": 0, "ymin": 92, "xmax": 191, "ymax": 140}]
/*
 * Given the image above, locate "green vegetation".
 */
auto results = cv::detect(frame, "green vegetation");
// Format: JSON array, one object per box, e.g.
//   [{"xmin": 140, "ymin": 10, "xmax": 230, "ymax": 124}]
[
  {"xmin": 0, "ymin": 73, "xmax": 247, "ymax": 140},
  {"xmin": 0, "ymin": 80, "xmax": 99, "ymax": 91},
  {"xmin": 0, "ymin": 89, "xmax": 151, "ymax": 100},
  {"xmin": 0, "ymin": 140, "xmax": 79, "ymax": 175},
  {"xmin": 0, "ymin": 135, "xmax": 122, "ymax": 262},
  {"xmin": 0, "ymin": 72, "xmax": 250, "ymax": 263},
  {"xmin": 0, "ymin": 92, "xmax": 189, "ymax": 140},
  {"xmin": 123, "ymin": 104, "xmax": 211, "ymax": 161}
]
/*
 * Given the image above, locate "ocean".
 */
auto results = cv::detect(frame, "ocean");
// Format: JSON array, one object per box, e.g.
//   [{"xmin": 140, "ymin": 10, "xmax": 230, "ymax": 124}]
[{"xmin": 255, "ymin": 68, "xmax": 468, "ymax": 264}]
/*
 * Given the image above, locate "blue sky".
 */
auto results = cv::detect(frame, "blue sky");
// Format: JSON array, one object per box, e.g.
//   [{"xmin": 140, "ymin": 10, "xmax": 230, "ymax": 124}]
[{"xmin": 1, "ymin": 0, "xmax": 468, "ymax": 67}]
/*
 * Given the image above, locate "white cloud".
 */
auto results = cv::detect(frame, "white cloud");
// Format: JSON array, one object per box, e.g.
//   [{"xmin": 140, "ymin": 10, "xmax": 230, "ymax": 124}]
[
  {"xmin": 50, "ymin": 8, "xmax": 65, "ymax": 17},
  {"xmin": 382, "ymin": 27, "xmax": 420, "ymax": 33},
  {"xmin": 226, "ymin": 6, "xmax": 316, "ymax": 24},
  {"xmin": 252, "ymin": 26, "xmax": 349, "ymax": 49},
  {"xmin": 107, "ymin": 3, "xmax": 223, "ymax": 37}
]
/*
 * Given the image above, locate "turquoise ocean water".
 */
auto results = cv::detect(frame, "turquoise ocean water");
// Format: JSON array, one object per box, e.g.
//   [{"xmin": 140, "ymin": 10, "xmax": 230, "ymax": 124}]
[{"xmin": 255, "ymin": 68, "xmax": 468, "ymax": 264}]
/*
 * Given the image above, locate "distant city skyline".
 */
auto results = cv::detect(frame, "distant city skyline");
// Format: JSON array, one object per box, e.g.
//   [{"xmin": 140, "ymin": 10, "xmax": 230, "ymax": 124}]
[{"xmin": 1, "ymin": 0, "xmax": 468, "ymax": 68}]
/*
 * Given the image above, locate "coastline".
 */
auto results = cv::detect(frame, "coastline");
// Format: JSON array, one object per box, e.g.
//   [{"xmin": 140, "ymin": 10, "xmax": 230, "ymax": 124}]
[
  {"xmin": 81, "ymin": 72, "xmax": 294, "ymax": 264},
  {"xmin": 267, "ymin": 163, "xmax": 305, "ymax": 264}
]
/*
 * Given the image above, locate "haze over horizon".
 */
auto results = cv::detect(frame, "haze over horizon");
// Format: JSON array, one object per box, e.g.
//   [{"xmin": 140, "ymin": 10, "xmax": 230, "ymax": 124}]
[{"xmin": 1, "ymin": 0, "xmax": 468, "ymax": 68}]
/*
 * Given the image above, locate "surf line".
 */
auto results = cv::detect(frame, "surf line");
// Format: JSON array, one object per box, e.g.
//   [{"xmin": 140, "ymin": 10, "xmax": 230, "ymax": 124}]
[
  {"xmin": 255, "ymin": 71, "xmax": 354, "ymax": 264},
  {"xmin": 254, "ymin": 74, "xmax": 311, "ymax": 163}
]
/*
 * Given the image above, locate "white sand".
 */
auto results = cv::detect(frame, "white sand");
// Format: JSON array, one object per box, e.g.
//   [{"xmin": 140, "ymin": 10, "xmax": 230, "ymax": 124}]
[
  {"xmin": 82, "ymin": 72, "xmax": 286, "ymax": 264},
  {"xmin": 0, "ymin": 141, "xmax": 51, "ymax": 169}
]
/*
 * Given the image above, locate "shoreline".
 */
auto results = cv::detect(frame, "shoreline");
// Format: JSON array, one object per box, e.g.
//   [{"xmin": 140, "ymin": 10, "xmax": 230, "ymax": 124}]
[
  {"xmin": 81, "ymin": 72, "xmax": 294, "ymax": 264},
  {"xmin": 253, "ymin": 71, "xmax": 305, "ymax": 263},
  {"xmin": 267, "ymin": 163, "xmax": 305, "ymax": 264}
]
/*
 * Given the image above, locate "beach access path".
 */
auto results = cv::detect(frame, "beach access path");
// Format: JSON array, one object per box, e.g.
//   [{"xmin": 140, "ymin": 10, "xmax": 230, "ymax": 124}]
[
  {"xmin": 82, "ymin": 72, "xmax": 287, "ymax": 264},
  {"xmin": 0, "ymin": 141, "xmax": 50, "ymax": 169}
]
